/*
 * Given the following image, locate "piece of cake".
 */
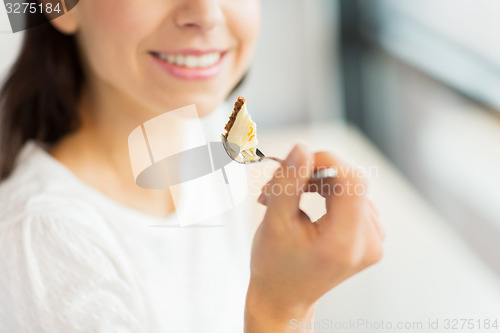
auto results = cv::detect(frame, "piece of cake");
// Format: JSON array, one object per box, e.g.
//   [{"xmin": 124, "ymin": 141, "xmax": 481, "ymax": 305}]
[{"xmin": 224, "ymin": 97, "xmax": 258, "ymax": 155}]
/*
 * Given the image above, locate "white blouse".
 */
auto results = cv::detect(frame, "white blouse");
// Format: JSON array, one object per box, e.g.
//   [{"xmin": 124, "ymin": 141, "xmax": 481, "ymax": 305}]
[{"xmin": 0, "ymin": 114, "xmax": 254, "ymax": 332}]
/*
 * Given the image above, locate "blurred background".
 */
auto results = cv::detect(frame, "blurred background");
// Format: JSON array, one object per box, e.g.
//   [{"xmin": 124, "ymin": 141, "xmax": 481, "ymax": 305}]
[
  {"xmin": 2, "ymin": 0, "xmax": 500, "ymax": 331},
  {"xmin": 237, "ymin": 0, "xmax": 500, "ymax": 274}
]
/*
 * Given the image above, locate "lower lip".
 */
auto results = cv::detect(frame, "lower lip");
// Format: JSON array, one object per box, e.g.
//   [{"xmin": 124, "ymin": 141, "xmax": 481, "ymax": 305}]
[{"xmin": 150, "ymin": 52, "xmax": 227, "ymax": 80}]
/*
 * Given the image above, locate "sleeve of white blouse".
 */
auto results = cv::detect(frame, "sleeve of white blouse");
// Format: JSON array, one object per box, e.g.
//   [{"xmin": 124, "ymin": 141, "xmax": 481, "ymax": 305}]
[{"xmin": 0, "ymin": 210, "xmax": 148, "ymax": 333}]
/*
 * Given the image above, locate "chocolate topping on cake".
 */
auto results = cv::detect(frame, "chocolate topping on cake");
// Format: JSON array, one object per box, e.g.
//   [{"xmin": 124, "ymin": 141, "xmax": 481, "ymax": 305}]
[{"xmin": 224, "ymin": 96, "xmax": 246, "ymax": 138}]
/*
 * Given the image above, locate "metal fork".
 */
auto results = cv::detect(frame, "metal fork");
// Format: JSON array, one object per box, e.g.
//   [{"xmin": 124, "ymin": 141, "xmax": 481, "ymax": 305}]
[{"xmin": 221, "ymin": 134, "xmax": 337, "ymax": 180}]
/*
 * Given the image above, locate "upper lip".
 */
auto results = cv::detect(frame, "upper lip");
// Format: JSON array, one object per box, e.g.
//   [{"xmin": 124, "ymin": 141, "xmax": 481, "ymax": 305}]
[{"xmin": 151, "ymin": 49, "xmax": 227, "ymax": 56}]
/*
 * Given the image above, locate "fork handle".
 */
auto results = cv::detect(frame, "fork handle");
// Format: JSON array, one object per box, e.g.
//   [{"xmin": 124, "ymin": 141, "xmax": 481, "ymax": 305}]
[
  {"xmin": 262, "ymin": 156, "xmax": 283, "ymax": 164},
  {"xmin": 262, "ymin": 156, "xmax": 337, "ymax": 180}
]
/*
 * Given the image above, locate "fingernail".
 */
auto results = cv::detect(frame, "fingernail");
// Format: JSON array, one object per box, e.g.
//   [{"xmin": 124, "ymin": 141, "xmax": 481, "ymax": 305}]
[{"xmin": 285, "ymin": 144, "xmax": 305, "ymax": 167}]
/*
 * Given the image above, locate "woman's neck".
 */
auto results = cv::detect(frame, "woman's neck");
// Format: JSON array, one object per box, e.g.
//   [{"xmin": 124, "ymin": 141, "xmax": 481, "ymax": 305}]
[{"xmin": 49, "ymin": 82, "xmax": 183, "ymax": 218}]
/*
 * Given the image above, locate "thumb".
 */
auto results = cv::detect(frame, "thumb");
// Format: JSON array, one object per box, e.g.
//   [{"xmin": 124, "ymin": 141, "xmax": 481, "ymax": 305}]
[{"xmin": 264, "ymin": 144, "xmax": 313, "ymax": 219}]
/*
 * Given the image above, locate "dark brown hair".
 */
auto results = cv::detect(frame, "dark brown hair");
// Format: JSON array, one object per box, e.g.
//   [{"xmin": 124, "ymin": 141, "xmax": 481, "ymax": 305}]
[{"xmin": 0, "ymin": 12, "xmax": 83, "ymax": 180}]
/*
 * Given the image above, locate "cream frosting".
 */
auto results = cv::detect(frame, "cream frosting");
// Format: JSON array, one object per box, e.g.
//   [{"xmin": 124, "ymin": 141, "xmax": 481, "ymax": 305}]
[{"xmin": 226, "ymin": 102, "xmax": 258, "ymax": 154}]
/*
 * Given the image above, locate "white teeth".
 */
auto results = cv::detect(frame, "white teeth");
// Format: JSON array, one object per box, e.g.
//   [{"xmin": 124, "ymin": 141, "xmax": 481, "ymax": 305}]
[
  {"xmin": 156, "ymin": 52, "xmax": 222, "ymax": 68},
  {"xmin": 199, "ymin": 54, "xmax": 211, "ymax": 67},
  {"xmin": 185, "ymin": 55, "xmax": 198, "ymax": 68},
  {"xmin": 175, "ymin": 54, "xmax": 185, "ymax": 66}
]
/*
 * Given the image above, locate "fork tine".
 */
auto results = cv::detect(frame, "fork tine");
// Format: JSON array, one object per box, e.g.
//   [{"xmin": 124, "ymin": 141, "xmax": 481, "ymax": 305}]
[
  {"xmin": 241, "ymin": 150, "xmax": 252, "ymax": 159},
  {"xmin": 255, "ymin": 148, "xmax": 265, "ymax": 158}
]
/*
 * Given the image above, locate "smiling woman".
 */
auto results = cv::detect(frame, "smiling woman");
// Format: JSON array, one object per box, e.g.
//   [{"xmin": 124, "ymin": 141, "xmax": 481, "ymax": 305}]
[
  {"xmin": 0, "ymin": 1, "xmax": 384, "ymax": 332},
  {"xmin": 61, "ymin": 0, "xmax": 259, "ymax": 117}
]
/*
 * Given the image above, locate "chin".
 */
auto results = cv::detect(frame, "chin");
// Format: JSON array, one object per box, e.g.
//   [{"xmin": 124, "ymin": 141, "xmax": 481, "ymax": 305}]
[
  {"xmin": 174, "ymin": 91, "xmax": 228, "ymax": 117},
  {"xmin": 143, "ymin": 84, "xmax": 232, "ymax": 119},
  {"xmin": 193, "ymin": 100, "xmax": 223, "ymax": 118}
]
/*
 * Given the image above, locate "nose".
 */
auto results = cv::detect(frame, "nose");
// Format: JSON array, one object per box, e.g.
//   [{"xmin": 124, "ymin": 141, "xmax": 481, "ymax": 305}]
[{"xmin": 174, "ymin": 0, "xmax": 223, "ymax": 31}]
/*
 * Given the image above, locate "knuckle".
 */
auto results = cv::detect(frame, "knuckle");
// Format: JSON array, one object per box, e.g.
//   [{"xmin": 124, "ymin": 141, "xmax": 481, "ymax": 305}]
[
  {"xmin": 323, "ymin": 241, "xmax": 363, "ymax": 269},
  {"xmin": 338, "ymin": 250, "xmax": 361, "ymax": 268},
  {"xmin": 347, "ymin": 173, "xmax": 367, "ymax": 187},
  {"xmin": 326, "ymin": 234, "xmax": 384, "ymax": 269},
  {"xmin": 365, "ymin": 242, "xmax": 384, "ymax": 266}
]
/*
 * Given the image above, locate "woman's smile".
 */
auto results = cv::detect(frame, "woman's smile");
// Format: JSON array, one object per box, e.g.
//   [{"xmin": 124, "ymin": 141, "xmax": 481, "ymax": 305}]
[
  {"xmin": 149, "ymin": 49, "xmax": 228, "ymax": 80},
  {"xmin": 53, "ymin": 0, "xmax": 261, "ymax": 117}
]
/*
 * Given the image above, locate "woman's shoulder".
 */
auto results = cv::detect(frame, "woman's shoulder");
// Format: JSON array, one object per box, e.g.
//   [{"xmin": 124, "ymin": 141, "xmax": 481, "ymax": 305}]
[
  {"xmin": 0, "ymin": 153, "xmax": 147, "ymax": 331},
  {"xmin": 1, "ymin": 141, "xmax": 49, "ymax": 221},
  {"xmin": 0, "ymin": 142, "xmax": 123, "ymax": 265},
  {"xmin": 0, "ymin": 140, "xmax": 98, "ymax": 227}
]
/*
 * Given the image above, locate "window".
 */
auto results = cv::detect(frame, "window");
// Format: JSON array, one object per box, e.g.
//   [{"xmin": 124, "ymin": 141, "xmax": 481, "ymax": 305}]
[{"xmin": 340, "ymin": 0, "xmax": 500, "ymax": 274}]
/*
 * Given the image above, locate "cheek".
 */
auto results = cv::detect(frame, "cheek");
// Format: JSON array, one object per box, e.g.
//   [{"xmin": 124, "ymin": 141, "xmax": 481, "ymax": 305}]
[
  {"xmin": 242, "ymin": 1, "xmax": 262, "ymax": 41},
  {"xmin": 229, "ymin": 2, "xmax": 261, "ymax": 73},
  {"xmin": 75, "ymin": 0, "xmax": 160, "ymax": 84}
]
